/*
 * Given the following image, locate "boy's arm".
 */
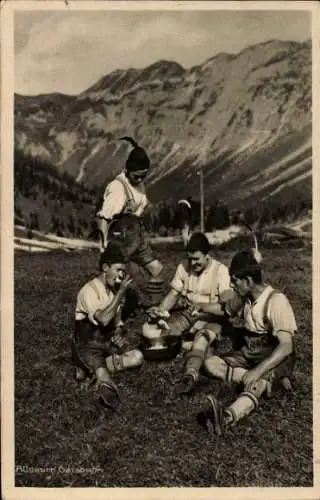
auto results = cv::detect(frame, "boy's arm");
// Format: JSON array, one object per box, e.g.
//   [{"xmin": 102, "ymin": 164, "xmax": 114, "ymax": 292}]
[
  {"xmin": 159, "ymin": 289, "xmax": 180, "ymax": 312},
  {"xmin": 97, "ymin": 180, "xmax": 126, "ymax": 220},
  {"xmin": 158, "ymin": 261, "xmax": 188, "ymax": 312},
  {"xmin": 243, "ymin": 331, "xmax": 293, "ymax": 386},
  {"xmin": 147, "ymin": 265, "xmax": 184, "ymax": 320},
  {"xmin": 195, "ymin": 302, "xmax": 225, "ymax": 317},
  {"xmin": 114, "ymin": 297, "xmax": 125, "ymax": 327},
  {"xmin": 96, "ymin": 181, "xmax": 126, "ymax": 249},
  {"xmin": 195, "ymin": 289, "xmax": 242, "ymax": 318},
  {"xmin": 95, "ymin": 277, "xmax": 132, "ymax": 327},
  {"xmin": 243, "ymin": 293, "xmax": 296, "ymax": 385}
]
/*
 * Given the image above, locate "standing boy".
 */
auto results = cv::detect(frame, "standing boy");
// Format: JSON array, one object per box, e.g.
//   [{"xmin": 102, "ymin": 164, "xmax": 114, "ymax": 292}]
[{"xmin": 96, "ymin": 137, "xmax": 163, "ymax": 305}]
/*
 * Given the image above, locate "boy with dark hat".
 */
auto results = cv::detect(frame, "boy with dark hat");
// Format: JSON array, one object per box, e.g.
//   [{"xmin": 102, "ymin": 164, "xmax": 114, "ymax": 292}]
[
  {"xmin": 96, "ymin": 137, "xmax": 164, "ymax": 306},
  {"xmin": 197, "ymin": 249, "xmax": 296, "ymax": 436},
  {"xmin": 72, "ymin": 243, "xmax": 144, "ymax": 411},
  {"xmin": 144, "ymin": 232, "xmax": 233, "ymax": 386}
]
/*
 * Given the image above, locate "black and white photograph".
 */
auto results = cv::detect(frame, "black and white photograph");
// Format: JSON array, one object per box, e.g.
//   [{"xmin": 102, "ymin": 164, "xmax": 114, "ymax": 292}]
[{"xmin": 1, "ymin": 0, "xmax": 319, "ymax": 497}]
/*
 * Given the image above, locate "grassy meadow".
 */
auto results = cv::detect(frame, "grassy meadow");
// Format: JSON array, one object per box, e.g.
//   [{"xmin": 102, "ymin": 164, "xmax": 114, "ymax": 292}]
[{"xmin": 14, "ymin": 242, "xmax": 312, "ymax": 487}]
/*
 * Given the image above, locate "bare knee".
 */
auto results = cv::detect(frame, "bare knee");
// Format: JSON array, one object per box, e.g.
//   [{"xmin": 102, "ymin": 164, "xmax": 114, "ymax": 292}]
[
  {"xmin": 208, "ymin": 323, "xmax": 222, "ymax": 336},
  {"xmin": 167, "ymin": 319, "xmax": 186, "ymax": 338},
  {"xmin": 203, "ymin": 355, "xmax": 226, "ymax": 379},
  {"xmin": 95, "ymin": 366, "xmax": 112, "ymax": 382},
  {"xmin": 145, "ymin": 260, "xmax": 163, "ymax": 278},
  {"xmin": 125, "ymin": 349, "xmax": 144, "ymax": 368},
  {"xmin": 244, "ymin": 378, "xmax": 268, "ymax": 398},
  {"xmin": 194, "ymin": 323, "xmax": 222, "ymax": 347}
]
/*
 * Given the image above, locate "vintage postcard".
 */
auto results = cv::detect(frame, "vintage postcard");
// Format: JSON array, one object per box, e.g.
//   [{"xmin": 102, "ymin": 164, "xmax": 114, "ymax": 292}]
[{"xmin": 1, "ymin": 1, "xmax": 319, "ymax": 499}]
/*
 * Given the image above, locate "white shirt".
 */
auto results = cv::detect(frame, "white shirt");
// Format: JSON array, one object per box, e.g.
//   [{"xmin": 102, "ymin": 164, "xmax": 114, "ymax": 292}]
[
  {"xmin": 243, "ymin": 285, "xmax": 297, "ymax": 336},
  {"xmin": 75, "ymin": 278, "xmax": 115, "ymax": 325},
  {"xmin": 96, "ymin": 171, "xmax": 148, "ymax": 220},
  {"xmin": 170, "ymin": 257, "xmax": 231, "ymax": 305}
]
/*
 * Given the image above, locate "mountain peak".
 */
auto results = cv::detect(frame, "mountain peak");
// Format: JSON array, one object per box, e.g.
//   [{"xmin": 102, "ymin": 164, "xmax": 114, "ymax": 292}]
[
  {"xmin": 138, "ymin": 59, "xmax": 185, "ymax": 82},
  {"xmin": 14, "ymin": 39, "xmax": 311, "ymax": 208}
]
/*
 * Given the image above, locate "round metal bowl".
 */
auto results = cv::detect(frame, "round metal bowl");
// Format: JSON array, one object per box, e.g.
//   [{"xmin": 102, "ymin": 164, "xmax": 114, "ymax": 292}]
[{"xmin": 140, "ymin": 336, "xmax": 182, "ymax": 362}]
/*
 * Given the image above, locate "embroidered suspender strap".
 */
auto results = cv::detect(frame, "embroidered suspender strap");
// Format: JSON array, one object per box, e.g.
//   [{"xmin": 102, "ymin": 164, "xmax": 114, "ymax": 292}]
[
  {"xmin": 182, "ymin": 260, "xmax": 220, "ymax": 303},
  {"xmin": 210, "ymin": 261, "xmax": 221, "ymax": 302},
  {"xmin": 181, "ymin": 262, "xmax": 192, "ymax": 300},
  {"xmin": 115, "ymin": 175, "xmax": 136, "ymax": 214},
  {"xmin": 262, "ymin": 289, "xmax": 279, "ymax": 333},
  {"xmin": 262, "ymin": 288, "xmax": 296, "ymax": 356},
  {"xmin": 88, "ymin": 279, "xmax": 101, "ymax": 300}
]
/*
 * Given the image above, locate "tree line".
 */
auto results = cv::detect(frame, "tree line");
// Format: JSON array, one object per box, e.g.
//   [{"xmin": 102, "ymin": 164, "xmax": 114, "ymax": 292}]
[{"xmin": 140, "ymin": 195, "xmax": 311, "ymax": 236}]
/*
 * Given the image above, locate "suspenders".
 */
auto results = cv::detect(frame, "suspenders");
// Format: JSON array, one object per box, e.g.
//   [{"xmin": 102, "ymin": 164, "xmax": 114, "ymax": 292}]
[
  {"xmin": 115, "ymin": 174, "xmax": 146, "ymax": 215},
  {"xmin": 209, "ymin": 261, "xmax": 221, "ymax": 302},
  {"xmin": 262, "ymin": 288, "xmax": 280, "ymax": 332},
  {"xmin": 115, "ymin": 175, "xmax": 136, "ymax": 214},
  {"xmin": 181, "ymin": 259, "xmax": 221, "ymax": 303}
]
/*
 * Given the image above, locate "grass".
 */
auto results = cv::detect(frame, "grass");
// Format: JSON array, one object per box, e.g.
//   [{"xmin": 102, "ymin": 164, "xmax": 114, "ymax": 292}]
[{"xmin": 14, "ymin": 244, "xmax": 313, "ymax": 487}]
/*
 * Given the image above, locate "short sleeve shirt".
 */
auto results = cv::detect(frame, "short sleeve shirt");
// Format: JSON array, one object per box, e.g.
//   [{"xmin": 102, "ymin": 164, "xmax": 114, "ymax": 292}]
[
  {"xmin": 170, "ymin": 257, "xmax": 231, "ymax": 305},
  {"xmin": 75, "ymin": 278, "xmax": 115, "ymax": 325},
  {"xmin": 96, "ymin": 172, "xmax": 148, "ymax": 220},
  {"xmin": 243, "ymin": 285, "xmax": 297, "ymax": 337}
]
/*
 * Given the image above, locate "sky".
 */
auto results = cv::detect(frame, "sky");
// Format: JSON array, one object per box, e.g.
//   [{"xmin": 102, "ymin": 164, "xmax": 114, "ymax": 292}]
[{"xmin": 14, "ymin": 9, "xmax": 311, "ymax": 96}]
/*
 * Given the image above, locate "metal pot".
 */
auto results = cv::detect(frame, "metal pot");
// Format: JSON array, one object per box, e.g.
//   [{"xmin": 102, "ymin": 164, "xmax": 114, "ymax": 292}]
[{"xmin": 140, "ymin": 321, "xmax": 181, "ymax": 361}]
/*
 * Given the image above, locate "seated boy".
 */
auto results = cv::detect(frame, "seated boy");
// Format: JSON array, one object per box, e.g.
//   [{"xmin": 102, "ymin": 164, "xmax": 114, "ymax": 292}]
[
  {"xmin": 72, "ymin": 243, "xmax": 144, "ymax": 411},
  {"xmin": 147, "ymin": 232, "xmax": 233, "ymax": 394},
  {"xmin": 197, "ymin": 250, "xmax": 296, "ymax": 436}
]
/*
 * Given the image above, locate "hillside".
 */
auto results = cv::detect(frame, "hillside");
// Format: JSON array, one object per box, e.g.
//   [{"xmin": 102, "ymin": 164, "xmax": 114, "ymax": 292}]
[
  {"xmin": 14, "ymin": 150, "xmax": 97, "ymax": 237},
  {"xmin": 14, "ymin": 39, "xmax": 312, "ymax": 208}
]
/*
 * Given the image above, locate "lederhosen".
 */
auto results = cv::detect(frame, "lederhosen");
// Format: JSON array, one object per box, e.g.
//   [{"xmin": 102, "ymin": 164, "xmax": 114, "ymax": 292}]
[
  {"xmin": 72, "ymin": 281, "xmax": 117, "ymax": 374},
  {"xmin": 223, "ymin": 289, "xmax": 296, "ymax": 380},
  {"xmin": 106, "ymin": 176, "xmax": 154, "ymax": 266},
  {"xmin": 168, "ymin": 260, "xmax": 226, "ymax": 340}
]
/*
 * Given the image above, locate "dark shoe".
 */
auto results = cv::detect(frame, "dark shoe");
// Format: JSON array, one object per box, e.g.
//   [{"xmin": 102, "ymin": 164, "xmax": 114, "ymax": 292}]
[
  {"xmin": 99, "ymin": 381, "xmax": 122, "ymax": 412},
  {"xmin": 197, "ymin": 394, "xmax": 227, "ymax": 437},
  {"xmin": 174, "ymin": 374, "xmax": 196, "ymax": 396}
]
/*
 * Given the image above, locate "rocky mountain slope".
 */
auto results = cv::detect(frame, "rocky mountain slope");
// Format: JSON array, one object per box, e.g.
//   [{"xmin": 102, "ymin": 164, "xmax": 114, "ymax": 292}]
[{"xmin": 14, "ymin": 39, "xmax": 312, "ymax": 208}]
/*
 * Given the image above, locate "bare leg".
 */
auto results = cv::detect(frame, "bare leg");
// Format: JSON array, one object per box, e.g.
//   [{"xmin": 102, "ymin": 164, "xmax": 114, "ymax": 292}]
[
  {"xmin": 145, "ymin": 259, "xmax": 163, "ymax": 279},
  {"xmin": 106, "ymin": 349, "xmax": 144, "ymax": 374},
  {"xmin": 181, "ymin": 224, "xmax": 191, "ymax": 247},
  {"xmin": 144, "ymin": 260, "xmax": 164, "ymax": 306},
  {"xmin": 175, "ymin": 325, "xmax": 221, "ymax": 395},
  {"xmin": 96, "ymin": 218, "xmax": 109, "ymax": 253}
]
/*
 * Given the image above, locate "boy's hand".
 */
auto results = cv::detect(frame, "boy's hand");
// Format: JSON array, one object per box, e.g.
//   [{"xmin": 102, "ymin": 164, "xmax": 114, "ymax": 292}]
[
  {"xmin": 243, "ymin": 367, "xmax": 263, "ymax": 387},
  {"xmin": 147, "ymin": 306, "xmax": 170, "ymax": 320},
  {"xmin": 158, "ymin": 318, "xmax": 170, "ymax": 331},
  {"xmin": 118, "ymin": 275, "xmax": 133, "ymax": 295},
  {"xmin": 111, "ymin": 326, "xmax": 129, "ymax": 353},
  {"xmin": 190, "ymin": 305, "xmax": 201, "ymax": 317}
]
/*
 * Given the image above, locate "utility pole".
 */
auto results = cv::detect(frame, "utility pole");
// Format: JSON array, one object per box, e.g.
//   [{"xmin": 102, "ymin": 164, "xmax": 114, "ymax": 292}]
[{"xmin": 199, "ymin": 166, "xmax": 204, "ymax": 233}]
